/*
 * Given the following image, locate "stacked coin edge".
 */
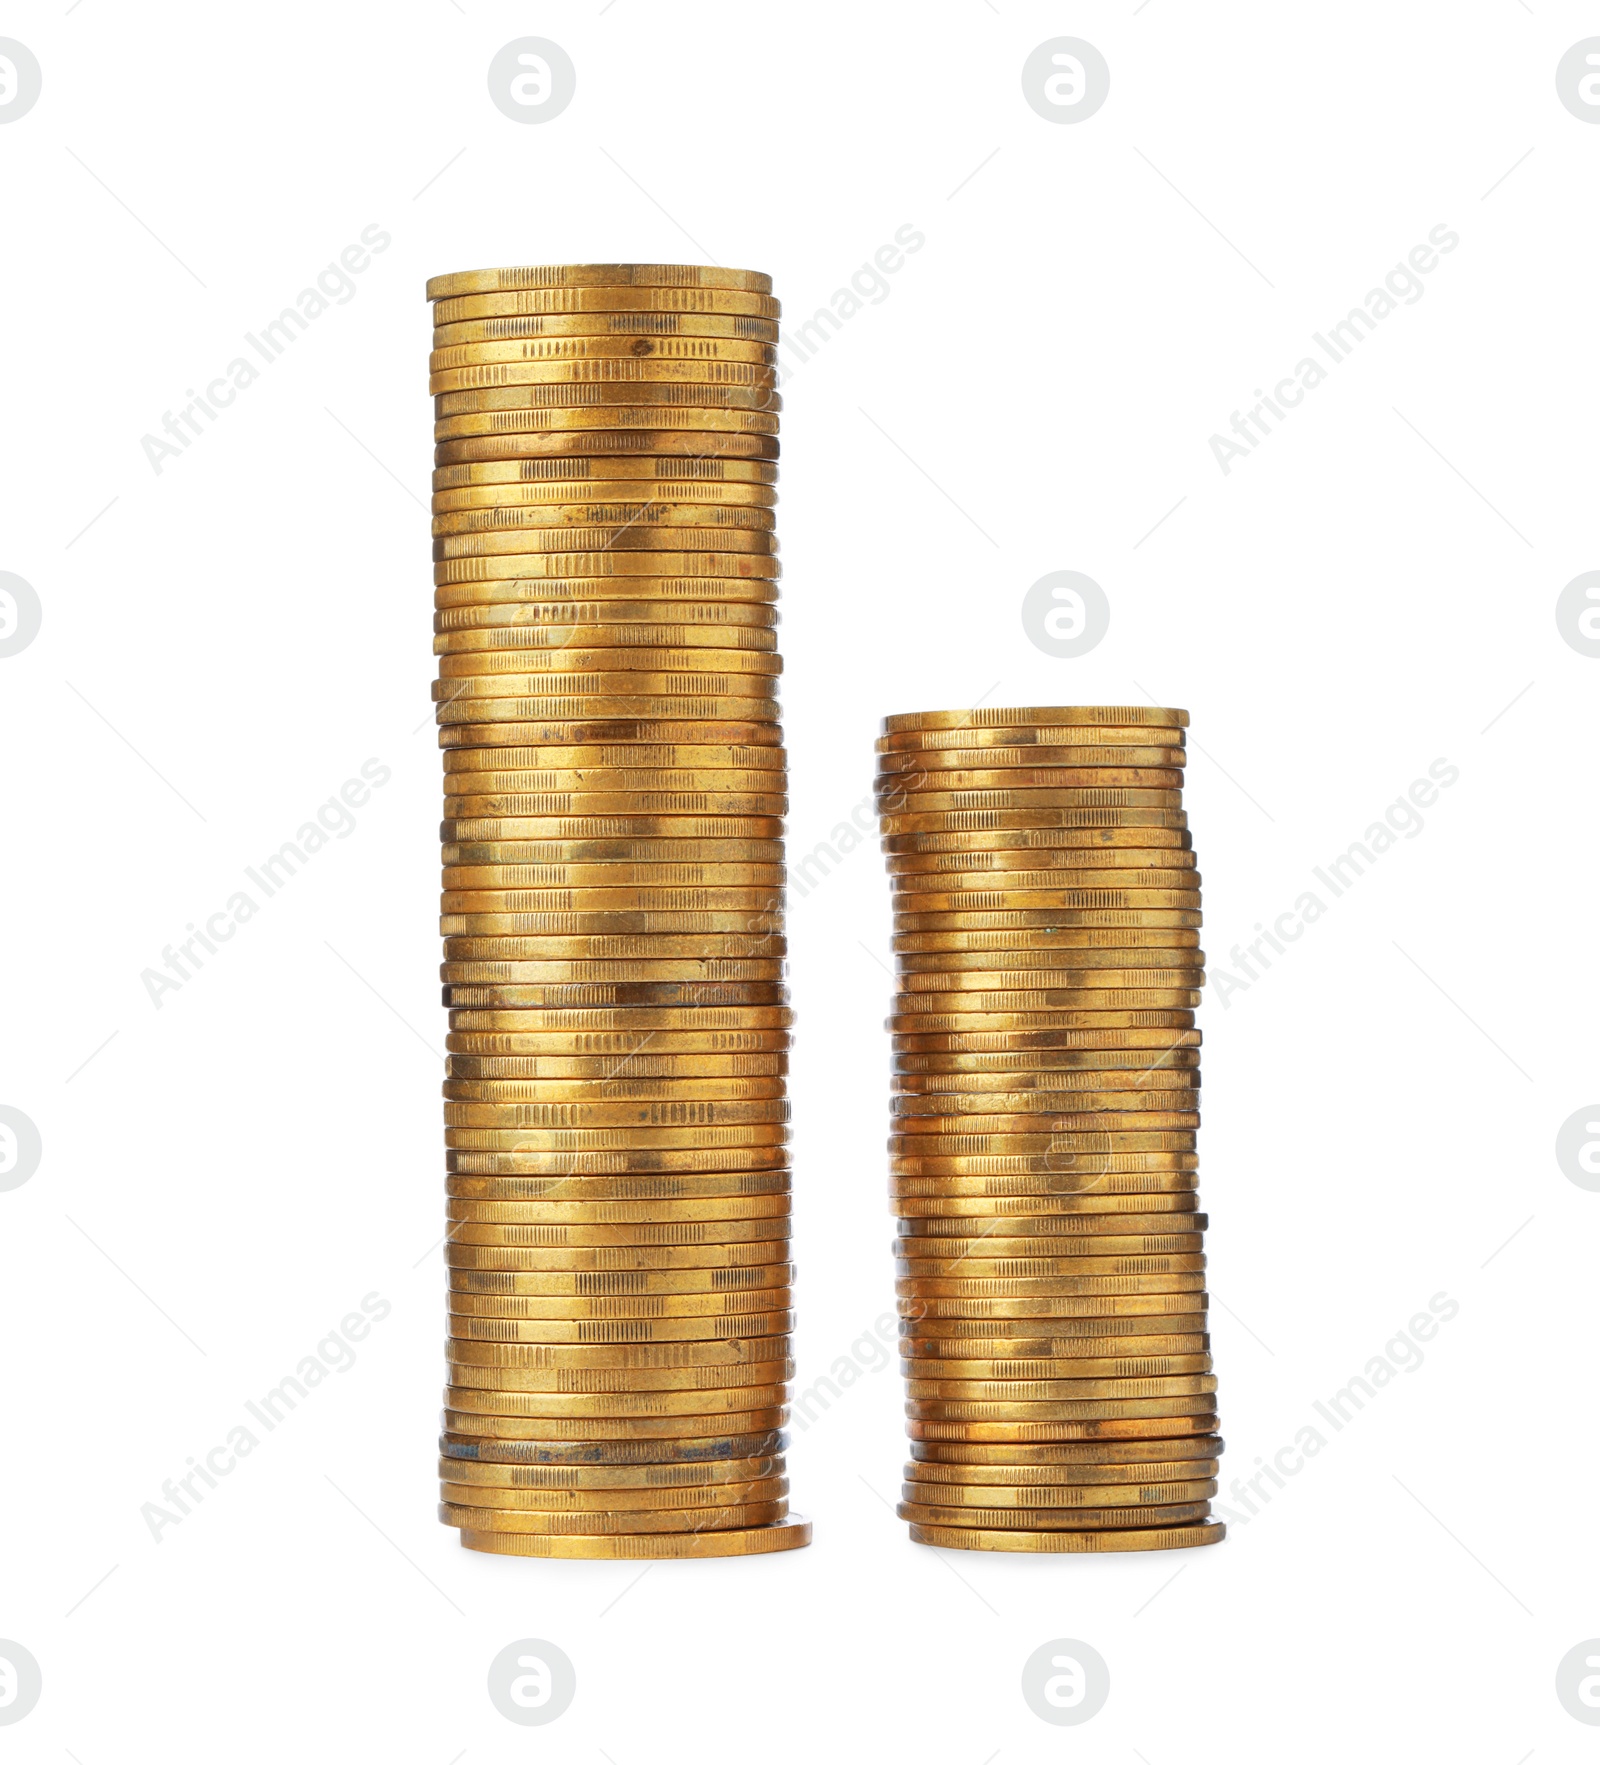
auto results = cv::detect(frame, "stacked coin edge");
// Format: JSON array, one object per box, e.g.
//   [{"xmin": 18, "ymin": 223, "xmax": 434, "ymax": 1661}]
[
  {"xmin": 427, "ymin": 262, "xmax": 809, "ymax": 1560},
  {"xmin": 876, "ymin": 704, "xmax": 1224, "ymax": 1554}
]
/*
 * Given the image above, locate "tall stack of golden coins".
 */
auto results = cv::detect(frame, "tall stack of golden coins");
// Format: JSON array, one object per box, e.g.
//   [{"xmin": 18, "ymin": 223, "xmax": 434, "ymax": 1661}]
[
  {"xmin": 875, "ymin": 706, "xmax": 1224, "ymax": 1554},
  {"xmin": 427, "ymin": 264, "xmax": 809, "ymax": 1560}
]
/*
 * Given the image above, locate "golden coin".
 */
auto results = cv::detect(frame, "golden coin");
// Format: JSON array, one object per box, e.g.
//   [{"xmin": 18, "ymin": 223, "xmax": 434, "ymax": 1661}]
[
  {"xmin": 438, "ymin": 712, "xmax": 782, "ymax": 742},
  {"xmin": 442, "ymin": 873, "xmax": 784, "ymax": 899},
  {"xmin": 450, "ymin": 1266, "xmax": 793, "ymax": 1296},
  {"xmin": 894, "ymin": 1049, "xmax": 1198, "ymax": 1073},
  {"xmin": 896, "ymin": 988, "xmax": 1206, "ymax": 1016},
  {"xmin": 910, "ymin": 1433, "xmax": 1221, "ymax": 1466},
  {"xmin": 441, "ymin": 917, "xmax": 786, "ymax": 946},
  {"xmin": 441, "ymin": 797, "xmax": 785, "ymax": 824},
  {"xmin": 430, "ymin": 361, "xmax": 778, "ymax": 395},
  {"xmin": 444, "ymin": 1059, "xmax": 786, "ymax": 1087},
  {"xmin": 903, "ymin": 1371, "xmax": 1214, "ymax": 1398},
  {"xmin": 441, "ymin": 1476, "xmax": 788, "ymax": 1514},
  {"xmin": 887, "ymin": 1126, "xmax": 1197, "ymax": 1149},
  {"xmin": 440, "ymin": 1211, "xmax": 788, "ymax": 1242},
  {"xmin": 442, "ymin": 961, "xmax": 784, "ymax": 985},
  {"xmin": 434, "ymin": 429, "xmax": 780, "ymax": 465},
  {"xmin": 899, "ymin": 1348, "xmax": 1213, "ymax": 1376},
  {"xmin": 431, "ymin": 287, "xmax": 782, "ymax": 322},
  {"xmin": 908, "ymin": 1418, "xmax": 1215, "ymax": 1444},
  {"xmin": 444, "ymin": 1158, "xmax": 790, "ymax": 1190},
  {"xmin": 898, "ymin": 956, "xmax": 1202, "ymax": 980},
  {"xmin": 446, "ymin": 1360, "xmax": 791, "ymax": 1394},
  {"xmin": 891, "ymin": 1030, "xmax": 1200, "ymax": 1053},
  {"xmin": 905, "ymin": 1396, "xmax": 1216, "ymax": 1422},
  {"xmin": 906, "ymin": 1521, "xmax": 1222, "ymax": 1553},
  {"xmin": 447, "ymin": 1031, "xmax": 790, "ymax": 1056},
  {"xmin": 441, "ymin": 1424, "xmax": 786, "ymax": 1462},
  {"xmin": 892, "ymin": 1104, "xmax": 1200, "ymax": 1129},
  {"xmin": 445, "ymin": 1240, "xmax": 789, "ymax": 1270},
  {"xmin": 877, "ymin": 725, "xmax": 1186, "ymax": 753},
  {"xmin": 440, "ymin": 1499, "xmax": 788, "ymax": 1534},
  {"xmin": 438, "ymin": 632, "xmax": 779, "ymax": 663},
  {"xmin": 447, "ymin": 1335, "xmax": 789, "ymax": 1368},
  {"xmin": 447, "ymin": 1149, "xmax": 790, "ymax": 1175},
  {"xmin": 892, "ymin": 933, "xmax": 1199, "ymax": 960},
  {"xmin": 433, "ymin": 380, "xmax": 780, "ymax": 416},
  {"xmin": 445, "ymin": 974, "xmax": 784, "ymax": 997},
  {"xmin": 883, "ymin": 820, "xmax": 1189, "ymax": 853},
  {"xmin": 444, "ymin": 1384, "xmax": 791, "ymax": 1417},
  {"xmin": 447, "ymin": 1015, "xmax": 789, "ymax": 1039},
  {"xmin": 444, "ymin": 735, "xmax": 782, "ymax": 766},
  {"xmin": 449, "ymin": 1312, "xmax": 794, "ymax": 1341},
  {"xmin": 441, "ymin": 1101, "xmax": 790, "ymax": 1129},
  {"xmin": 891, "ymin": 1014, "xmax": 1196, "ymax": 1037},
  {"xmin": 434, "ymin": 408, "xmax": 780, "ymax": 443},
  {"xmin": 436, "ymin": 580, "xmax": 781, "ymax": 612},
  {"xmin": 894, "ymin": 871, "xmax": 1199, "ymax": 899},
  {"xmin": 903, "ymin": 1304, "xmax": 1207, "ymax": 1330},
  {"xmin": 439, "ymin": 881, "xmax": 780, "ymax": 908},
  {"xmin": 892, "ymin": 1176, "xmax": 1199, "ymax": 1202},
  {"xmin": 890, "ymin": 913, "xmax": 1198, "ymax": 934},
  {"xmin": 427, "ymin": 265, "xmax": 776, "ymax": 299},
  {"xmin": 889, "ymin": 854, "xmax": 1199, "ymax": 882},
  {"xmin": 894, "ymin": 1194, "xmax": 1198, "ymax": 1218},
  {"xmin": 455, "ymin": 1516, "xmax": 812, "ymax": 1558},
  {"xmin": 898, "ymin": 1498, "xmax": 1212, "ymax": 1529},
  {"xmin": 883, "ymin": 706, "xmax": 1188, "ymax": 735},
  {"xmin": 889, "ymin": 889, "xmax": 1199, "ymax": 917},
  {"xmin": 894, "ymin": 1111, "xmax": 1198, "ymax": 1136},
  {"xmin": 439, "ymin": 1453, "xmax": 784, "ymax": 1487},
  {"xmin": 444, "ymin": 1124, "xmax": 790, "ymax": 1151},
  {"xmin": 432, "ymin": 314, "xmax": 782, "ymax": 348},
  {"xmin": 898, "ymin": 1274, "xmax": 1205, "ymax": 1298},
  {"xmin": 895, "ymin": 1069, "xmax": 1200, "ymax": 1097},
  {"xmin": 443, "ymin": 988, "xmax": 784, "ymax": 1013},
  {"xmin": 434, "ymin": 455, "xmax": 780, "ymax": 489},
  {"xmin": 878, "ymin": 746, "xmax": 1186, "ymax": 773},
  {"xmin": 434, "ymin": 527, "xmax": 776, "ymax": 562},
  {"xmin": 438, "ymin": 698, "xmax": 783, "ymax": 727},
  {"xmin": 431, "ymin": 340, "xmax": 779, "ymax": 372},
  {"xmin": 880, "ymin": 773, "xmax": 1184, "ymax": 798},
  {"xmin": 434, "ymin": 667, "xmax": 780, "ymax": 696},
  {"xmin": 444, "ymin": 1171, "xmax": 789, "ymax": 1198},
  {"xmin": 900, "ymin": 1212, "xmax": 1205, "ymax": 1239},
  {"xmin": 880, "ymin": 798, "xmax": 1186, "ymax": 827},
  {"xmin": 904, "ymin": 1460, "xmax": 1217, "ymax": 1488},
  {"xmin": 442, "ymin": 1405, "xmax": 788, "ymax": 1441},
  {"xmin": 897, "ymin": 1257, "xmax": 1204, "ymax": 1283},
  {"xmin": 437, "ymin": 549, "xmax": 781, "ymax": 585},
  {"xmin": 902, "ymin": 1301, "xmax": 1204, "ymax": 1331},
  {"xmin": 441, "ymin": 845, "xmax": 785, "ymax": 871},
  {"xmin": 901, "ymin": 1336, "xmax": 1208, "ymax": 1364}
]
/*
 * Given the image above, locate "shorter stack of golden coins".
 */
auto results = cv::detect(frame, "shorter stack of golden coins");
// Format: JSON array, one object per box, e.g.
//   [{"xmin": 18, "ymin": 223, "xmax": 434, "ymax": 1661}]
[
  {"xmin": 876, "ymin": 705, "xmax": 1224, "ymax": 1554},
  {"xmin": 427, "ymin": 263, "xmax": 808, "ymax": 1560}
]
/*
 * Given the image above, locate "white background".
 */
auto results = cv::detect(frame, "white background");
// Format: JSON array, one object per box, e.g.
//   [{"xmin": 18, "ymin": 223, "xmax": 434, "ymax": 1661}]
[{"xmin": 2, "ymin": 2, "xmax": 1598, "ymax": 1758}]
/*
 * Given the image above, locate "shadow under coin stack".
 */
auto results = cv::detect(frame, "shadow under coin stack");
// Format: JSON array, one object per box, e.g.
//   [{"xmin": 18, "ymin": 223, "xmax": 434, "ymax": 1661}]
[
  {"xmin": 427, "ymin": 263, "xmax": 809, "ymax": 1560},
  {"xmin": 876, "ymin": 705, "xmax": 1225, "ymax": 1555}
]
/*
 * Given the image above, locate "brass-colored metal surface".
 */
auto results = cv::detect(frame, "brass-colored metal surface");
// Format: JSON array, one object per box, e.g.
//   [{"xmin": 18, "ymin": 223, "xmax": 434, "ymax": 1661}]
[
  {"xmin": 879, "ymin": 705, "xmax": 1222, "ymax": 1555},
  {"xmin": 425, "ymin": 265, "xmax": 804, "ymax": 1554}
]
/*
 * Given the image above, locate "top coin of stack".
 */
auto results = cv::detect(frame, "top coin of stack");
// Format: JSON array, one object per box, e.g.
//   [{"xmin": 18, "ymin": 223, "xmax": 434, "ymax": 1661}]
[
  {"xmin": 426, "ymin": 263, "xmax": 808, "ymax": 1561},
  {"xmin": 875, "ymin": 705, "xmax": 1224, "ymax": 1555}
]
